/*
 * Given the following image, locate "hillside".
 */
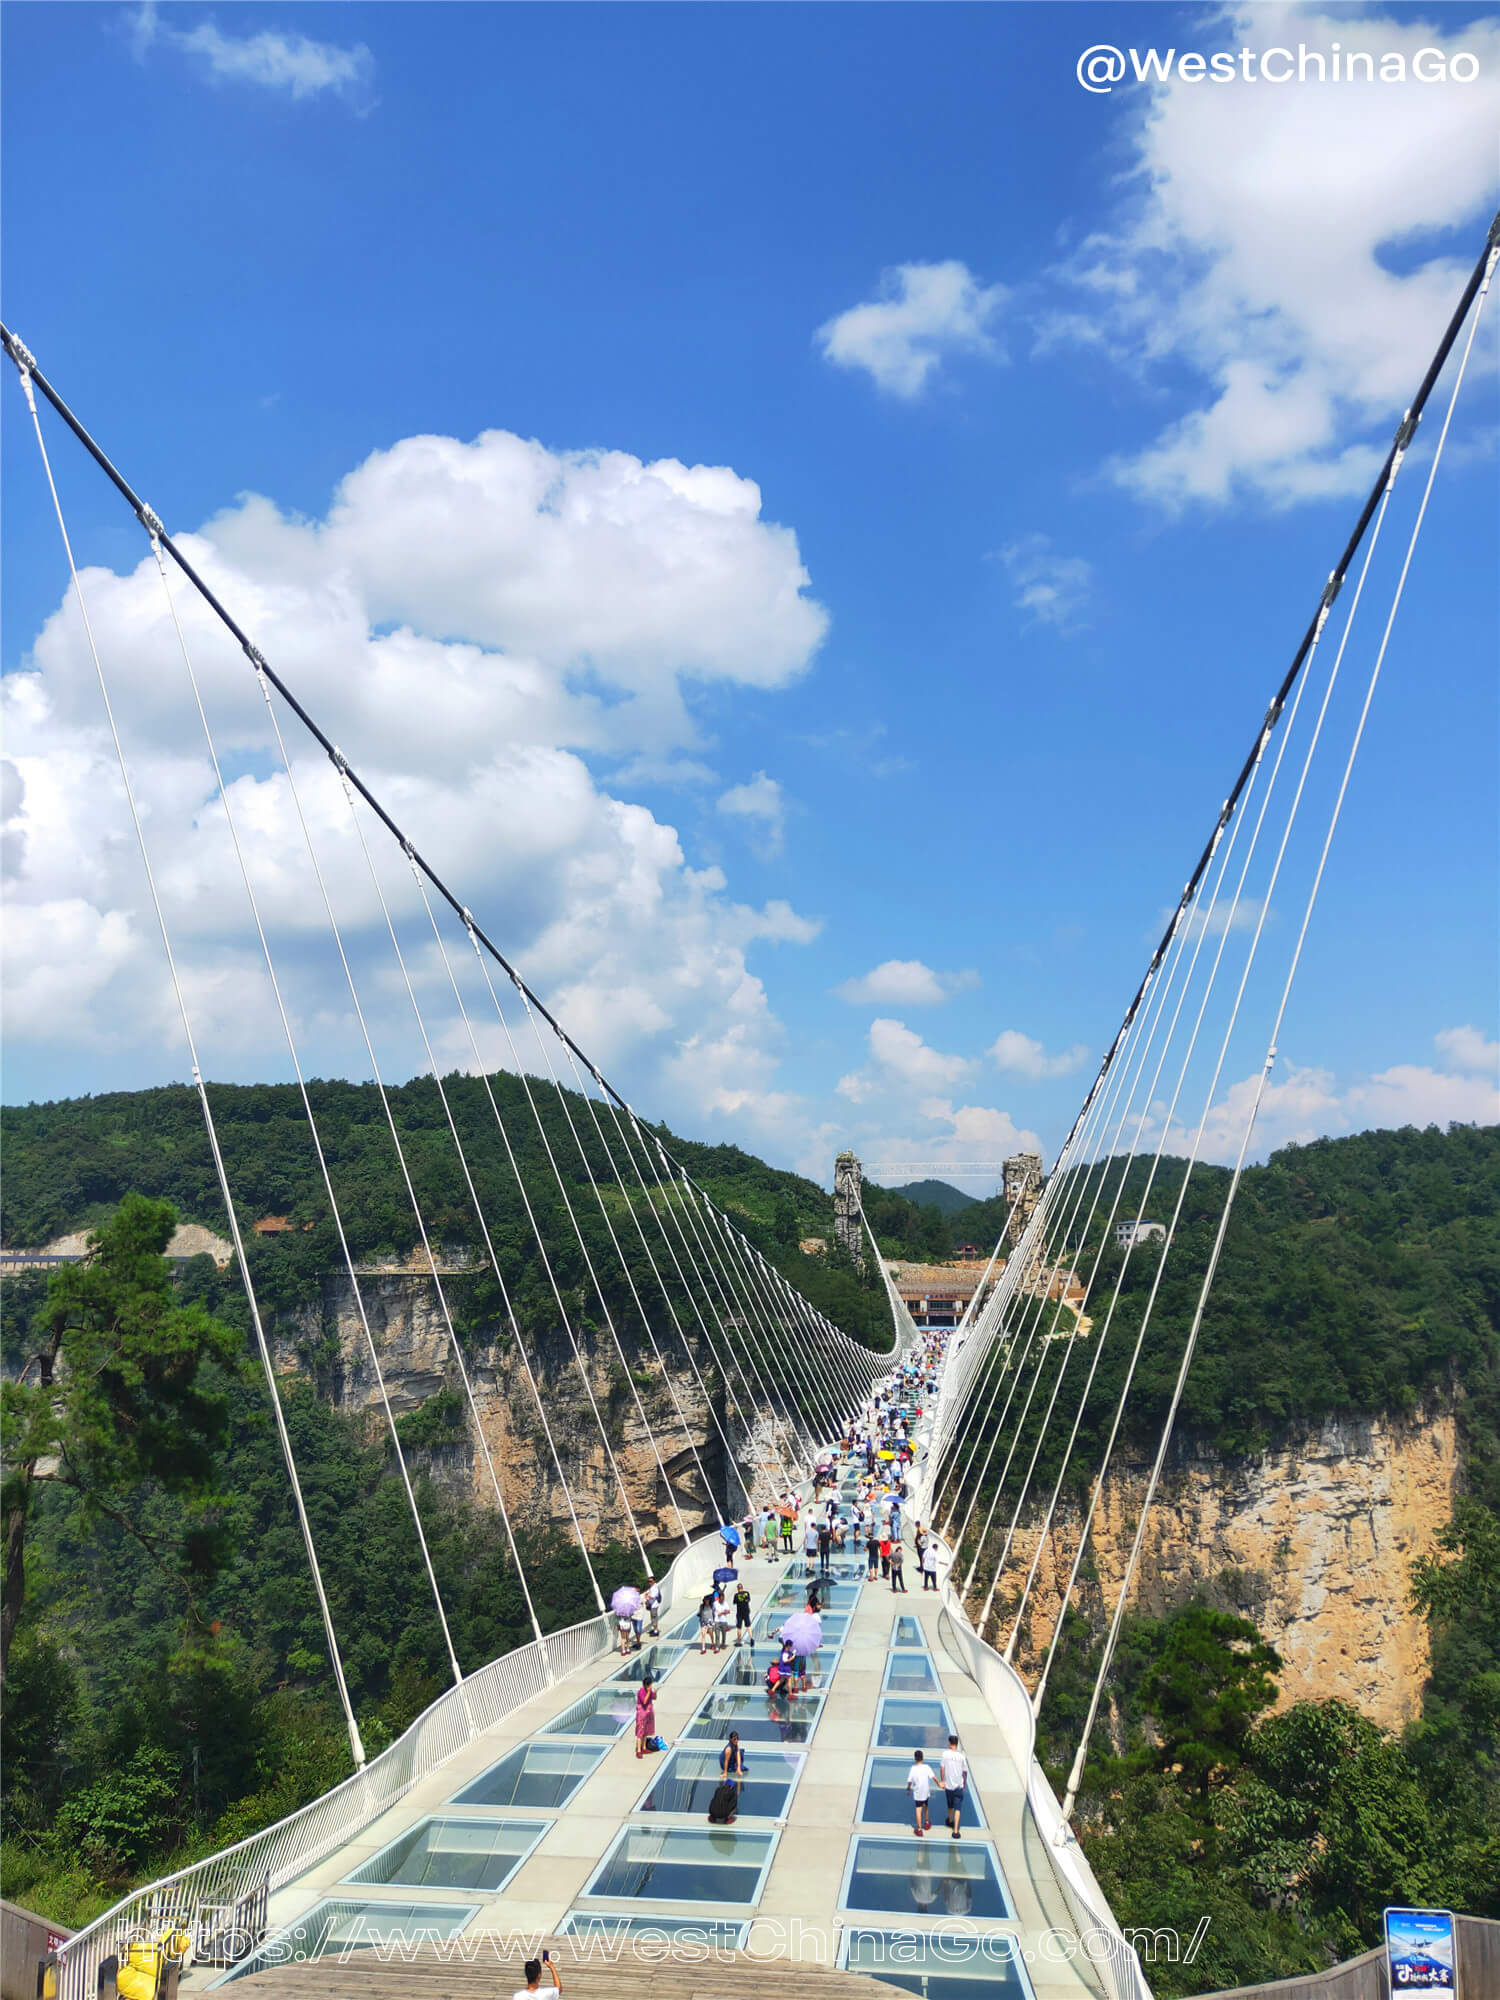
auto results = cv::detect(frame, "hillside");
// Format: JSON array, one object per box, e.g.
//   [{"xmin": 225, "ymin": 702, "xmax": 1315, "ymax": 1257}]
[{"xmin": 884, "ymin": 1178, "xmax": 980, "ymax": 1218}]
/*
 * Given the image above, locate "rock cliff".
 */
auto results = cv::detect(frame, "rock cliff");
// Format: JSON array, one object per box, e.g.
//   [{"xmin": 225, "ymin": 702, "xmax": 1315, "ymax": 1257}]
[
  {"xmin": 997, "ymin": 1400, "xmax": 1456, "ymax": 1730},
  {"xmin": 270, "ymin": 1271, "xmax": 787, "ymax": 1555}
]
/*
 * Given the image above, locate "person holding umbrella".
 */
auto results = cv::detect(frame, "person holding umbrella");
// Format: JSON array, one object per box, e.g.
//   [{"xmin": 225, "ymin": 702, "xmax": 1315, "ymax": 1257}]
[
  {"xmin": 719, "ymin": 1520, "xmax": 742, "ymax": 1569},
  {"xmin": 611, "ymin": 1585, "xmax": 641, "ymax": 1657}
]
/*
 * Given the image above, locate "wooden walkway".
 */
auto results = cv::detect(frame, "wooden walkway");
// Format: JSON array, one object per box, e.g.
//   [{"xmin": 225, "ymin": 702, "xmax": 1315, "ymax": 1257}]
[{"xmin": 228, "ymin": 1941, "xmax": 909, "ymax": 2000}]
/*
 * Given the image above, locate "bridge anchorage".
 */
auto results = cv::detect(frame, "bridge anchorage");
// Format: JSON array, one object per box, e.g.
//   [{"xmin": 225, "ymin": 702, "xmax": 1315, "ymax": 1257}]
[{"xmin": 5, "ymin": 206, "xmax": 1495, "ymax": 2000}]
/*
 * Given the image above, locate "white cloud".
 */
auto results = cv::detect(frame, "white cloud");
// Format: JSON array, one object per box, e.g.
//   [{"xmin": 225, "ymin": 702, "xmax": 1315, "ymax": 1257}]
[
  {"xmin": 1052, "ymin": 2, "xmax": 1500, "ymax": 507},
  {"xmin": 1147, "ymin": 1029, "xmax": 1500, "ymax": 1163},
  {"xmin": 1, "ymin": 427, "xmax": 829, "ymax": 1143},
  {"xmin": 835, "ymin": 959, "xmax": 979, "ymax": 1007},
  {"xmin": 989, "ymin": 1029, "xmax": 1089, "ymax": 1080},
  {"xmin": 995, "ymin": 535, "xmax": 1091, "ymax": 630},
  {"xmin": 837, "ymin": 1018, "xmax": 978, "ymax": 1102},
  {"xmin": 1435, "ymin": 1023, "xmax": 1500, "ymax": 1078},
  {"xmin": 716, "ymin": 772, "xmax": 788, "ymax": 859},
  {"xmin": 131, "ymin": 0, "xmax": 376, "ymax": 107},
  {"xmin": 864, "ymin": 1100, "xmax": 1044, "ymax": 1179},
  {"xmin": 817, "ymin": 260, "xmax": 1008, "ymax": 398}
]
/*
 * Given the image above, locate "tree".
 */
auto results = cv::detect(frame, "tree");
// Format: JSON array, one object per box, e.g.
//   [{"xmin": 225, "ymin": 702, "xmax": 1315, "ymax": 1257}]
[
  {"xmin": 1138, "ymin": 1602, "xmax": 1282, "ymax": 1796},
  {"xmin": 1, "ymin": 1195, "xmax": 242, "ymax": 1684},
  {"xmin": 772, "ymin": 1191, "xmax": 799, "ymax": 1248}
]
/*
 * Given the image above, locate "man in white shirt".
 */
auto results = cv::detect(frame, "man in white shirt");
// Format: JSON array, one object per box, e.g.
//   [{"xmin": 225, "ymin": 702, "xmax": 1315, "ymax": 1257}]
[
  {"xmin": 939, "ymin": 1734, "xmax": 969, "ymax": 1838},
  {"xmin": 905, "ymin": 1748, "xmax": 933, "ymax": 1837}
]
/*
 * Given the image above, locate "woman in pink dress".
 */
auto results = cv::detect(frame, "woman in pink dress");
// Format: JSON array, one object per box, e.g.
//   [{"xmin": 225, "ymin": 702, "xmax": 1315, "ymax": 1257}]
[{"xmin": 634, "ymin": 1672, "xmax": 657, "ymax": 1759}]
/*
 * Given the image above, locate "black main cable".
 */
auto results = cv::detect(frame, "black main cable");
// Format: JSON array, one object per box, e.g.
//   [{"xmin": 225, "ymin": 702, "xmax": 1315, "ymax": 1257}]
[
  {"xmin": 0, "ymin": 325, "xmax": 872, "ymax": 1371},
  {"xmin": 1034, "ymin": 205, "xmax": 1499, "ymax": 1182}
]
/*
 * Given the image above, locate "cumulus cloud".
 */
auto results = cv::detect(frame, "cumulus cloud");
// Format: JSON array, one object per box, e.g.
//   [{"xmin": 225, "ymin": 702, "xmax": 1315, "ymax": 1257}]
[
  {"xmin": 837, "ymin": 1018, "xmax": 978, "ymax": 1102},
  {"xmin": 989, "ymin": 1029, "xmax": 1089, "ymax": 1080},
  {"xmin": 995, "ymin": 535, "xmax": 1092, "ymax": 630},
  {"xmin": 716, "ymin": 772, "xmax": 788, "ymax": 859},
  {"xmin": 835, "ymin": 959, "xmax": 979, "ymax": 1007},
  {"xmin": 131, "ymin": 0, "xmax": 376, "ymax": 107},
  {"xmin": 817, "ymin": 260, "xmax": 1008, "ymax": 398},
  {"xmin": 1049, "ymin": 2, "xmax": 1500, "ymax": 507},
  {"xmin": 1148, "ymin": 1028, "xmax": 1499, "ymax": 1163},
  {"xmin": 2, "ymin": 427, "xmax": 830, "ymax": 1141}
]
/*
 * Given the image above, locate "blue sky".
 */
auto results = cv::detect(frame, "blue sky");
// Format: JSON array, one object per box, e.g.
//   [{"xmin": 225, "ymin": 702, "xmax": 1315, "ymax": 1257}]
[{"xmin": 3, "ymin": 0, "xmax": 1497, "ymax": 1187}]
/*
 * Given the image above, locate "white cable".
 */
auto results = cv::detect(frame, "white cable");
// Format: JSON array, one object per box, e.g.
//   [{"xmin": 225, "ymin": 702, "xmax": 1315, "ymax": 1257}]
[{"xmin": 17, "ymin": 378, "xmax": 370, "ymax": 1765}]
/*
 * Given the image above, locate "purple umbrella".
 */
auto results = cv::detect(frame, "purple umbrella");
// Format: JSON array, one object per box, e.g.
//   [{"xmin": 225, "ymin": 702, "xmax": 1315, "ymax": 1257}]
[
  {"xmin": 611, "ymin": 1585, "xmax": 642, "ymax": 1616},
  {"xmin": 778, "ymin": 1610, "xmax": 822, "ymax": 1655}
]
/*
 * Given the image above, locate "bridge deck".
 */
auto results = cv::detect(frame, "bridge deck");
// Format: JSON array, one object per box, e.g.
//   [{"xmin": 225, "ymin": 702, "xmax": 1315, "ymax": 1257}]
[{"xmin": 191, "ymin": 1522, "xmax": 1101, "ymax": 2000}]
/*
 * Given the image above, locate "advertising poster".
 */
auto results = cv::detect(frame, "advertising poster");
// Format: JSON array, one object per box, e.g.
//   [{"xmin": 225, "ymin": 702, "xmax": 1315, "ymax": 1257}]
[{"xmin": 1385, "ymin": 1908, "xmax": 1457, "ymax": 1991}]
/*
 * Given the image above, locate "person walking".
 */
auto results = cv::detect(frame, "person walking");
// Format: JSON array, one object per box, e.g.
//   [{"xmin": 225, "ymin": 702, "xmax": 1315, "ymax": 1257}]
[
  {"xmin": 939, "ymin": 1735, "xmax": 969, "ymax": 1838},
  {"xmin": 890, "ymin": 1538, "xmax": 907, "ymax": 1593},
  {"xmin": 780, "ymin": 1507, "xmax": 795, "ymax": 1557},
  {"xmin": 697, "ymin": 1588, "xmax": 716, "ymax": 1655},
  {"xmin": 644, "ymin": 1579, "xmax": 662, "ymax": 1636},
  {"xmin": 879, "ymin": 1533, "xmax": 892, "ymax": 1580},
  {"xmin": 922, "ymin": 1539, "xmax": 940, "ymax": 1592},
  {"xmin": 803, "ymin": 1517, "xmax": 820, "ymax": 1564},
  {"xmin": 634, "ymin": 1672, "xmax": 657, "ymax": 1760},
  {"xmin": 906, "ymin": 1748, "xmax": 933, "ymax": 1837},
  {"xmin": 734, "ymin": 1580, "xmax": 753, "ymax": 1648},
  {"xmin": 817, "ymin": 1519, "xmax": 832, "ymax": 1574},
  {"xmin": 713, "ymin": 1589, "xmax": 733, "ymax": 1652}
]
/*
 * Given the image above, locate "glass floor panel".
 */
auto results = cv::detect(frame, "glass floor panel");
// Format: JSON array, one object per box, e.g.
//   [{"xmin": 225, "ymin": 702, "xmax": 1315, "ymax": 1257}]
[
  {"xmin": 580, "ymin": 1825, "xmax": 778, "ymax": 1906},
  {"xmin": 541, "ymin": 1686, "xmax": 637, "ymax": 1737},
  {"xmin": 211, "ymin": 1900, "xmax": 479, "ymax": 1983},
  {"xmin": 884, "ymin": 1651, "xmax": 941, "ymax": 1693},
  {"xmin": 839, "ymin": 1929, "xmax": 1034, "ymax": 2000},
  {"xmin": 767, "ymin": 1580, "xmax": 862, "ymax": 1609},
  {"xmin": 891, "ymin": 1615, "xmax": 927, "ymax": 1648},
  {"xmin": 782, "ymin": 1556, "xmax": 866, "ymax": 1580},
  {"xmin": 558, "ymin": 1911, "xmax": 749, "ymax": 1948},
  {"xmin": 345, "ymin": 1816, "xmax": 548, "ymax": 1891},
  {"xmin": 755, "ymin": 1608, "xmax": 850, "ymax": 1645},
  {"xmin": 684, "ymin": 1687, "xmax": 824, "ymax": 1744},
  {"xmin": 637, "ymin": 1744, "xmax": 804, "ymax": 1819},
  {"xmin": 840, "ymin": 1837, "xmax": 1015, "ymax": 1920},
  {"xmin": 450, "ymin": 1741, "xmax": 606, "ymax": 1810},
  {"xmin": 717, "ymin": 1647, "xmax": 839, "ymax": 1687},
  {"xmin": 875, "ymin": 1697, "xmax": 956, "ymax": 1751},
  {"xmin": 858, "ymin": 1755, "xmax": 987, "ymax": 1829},
  {"xmin": 604, "ymin": 1642, "xmax": 689, "ymax": 1684}
]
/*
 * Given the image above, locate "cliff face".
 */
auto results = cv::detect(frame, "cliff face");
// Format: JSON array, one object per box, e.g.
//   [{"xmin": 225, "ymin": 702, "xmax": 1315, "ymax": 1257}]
[
  {"xmin": 1002, "ymin": 1401, "xmax": 1457, "ymax": 1731},
  {"xmin": 271, "ymin": 1272, "xmax": 773, "ymax": 1555}
]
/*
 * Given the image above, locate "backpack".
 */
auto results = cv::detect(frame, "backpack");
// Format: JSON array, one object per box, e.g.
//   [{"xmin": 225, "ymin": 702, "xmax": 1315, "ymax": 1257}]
[{"xmin": 707, "ymin": 1781, "xmax": 738, "ymax": 1824}]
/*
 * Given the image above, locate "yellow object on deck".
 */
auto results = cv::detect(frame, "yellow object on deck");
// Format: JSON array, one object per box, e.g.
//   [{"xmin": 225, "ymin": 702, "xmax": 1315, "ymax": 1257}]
[{"xmin": 115, "ymin": 1927, "xmax": 192, "ymax": 2000}]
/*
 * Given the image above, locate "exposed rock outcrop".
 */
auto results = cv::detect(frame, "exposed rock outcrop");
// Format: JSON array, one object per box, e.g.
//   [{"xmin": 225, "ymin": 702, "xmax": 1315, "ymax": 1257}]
[{"xmin": 1001, "ymin": 1402, "xmax": 1457, "ymax": 1730}]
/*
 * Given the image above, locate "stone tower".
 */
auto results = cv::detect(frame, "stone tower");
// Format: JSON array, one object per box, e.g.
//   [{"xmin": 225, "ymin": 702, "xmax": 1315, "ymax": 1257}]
[
  {"xmin": 1002, "ymin": 1151, "xmax": 1043, "ymax": 1246},
  {"xmin": 833, "ymin": 1150, "xmax": 865, "ymax": 1272}
]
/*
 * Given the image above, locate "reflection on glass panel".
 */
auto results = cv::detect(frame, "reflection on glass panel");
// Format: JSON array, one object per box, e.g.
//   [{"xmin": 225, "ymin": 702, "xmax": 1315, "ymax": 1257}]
[
  {"xmin": 875, "ymin": 1697, "xmax": 954, "ymax": 1750},
  {"xmin": 581, "ymin": 1826, "xmax": 777, "ymax": 1906},
  {"xmin": 840, "ymin": 1929, "xmax": 1034, "ymax": 2000},
  {"xmin": 718, "ymin": 1648, "xmax": 838, "ymax": 1688},
  {"xmin": 450, "ymin": 1742, "xmax": 604, "ymax": 1810},
  {"xmin": 685, "ymin": 1687, "xmax": 823, "ymax": 1745},
  {"xmin": 638, "ymin": 1744, "xmax": 803, "ymax": 1819},
  {"xmin": 541, "ymin": 1687, "xmax": 636, "ymax": 1737},
  {"xmin": 858, "ymin": 1756, "xmax": 987, "ymax": 1829},
  {"xmin": 346, "ymin": 1817, "xmax": 546, "ymax": 1891},
  {"xmin": 841, "ymin": 1838, "xmax": 1016, "ymax": 1920},
  {"xmin": 605, "ymin": 1643, "xmax": 688, "ymax": 1685},
  {"xmin": 884, "ymin": 1652, "xmax": 940, "ymax": 1693},
  {"xmin": 767, "ymin": 1580, "xmax": 861, "ymax": 1610},
  {"xmin": 214, "ymin": 1902, "xmax": 478, "ymax": 1983},
  {"xmin": 557, "ymin": 1912, "xmax": 749, "ymax": 1948},
  {"xmin": 892, "ymin": 1616, "xmax": 926, "ymax": 1648}
]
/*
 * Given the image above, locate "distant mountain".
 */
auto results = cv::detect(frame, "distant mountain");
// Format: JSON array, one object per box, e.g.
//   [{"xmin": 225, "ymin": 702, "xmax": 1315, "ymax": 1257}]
[{"xmin": 886, "ymin": 1178, "xmax": 981, "ymax": 1218}]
